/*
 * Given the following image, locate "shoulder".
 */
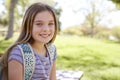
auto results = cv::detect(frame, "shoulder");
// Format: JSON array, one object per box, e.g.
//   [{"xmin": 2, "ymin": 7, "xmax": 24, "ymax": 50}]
[
  {"xmin": 8, "ymin": 45, "xmax": 24, "ymax": 64},
  {"xmin": 10, "ymin": 45, "xmax": 22, "ymax": 55}
]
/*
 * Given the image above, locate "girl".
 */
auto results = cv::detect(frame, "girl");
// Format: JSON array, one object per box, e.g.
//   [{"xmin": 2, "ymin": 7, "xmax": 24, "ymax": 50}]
[{"xmin": 1, "ymin": 2, "xmax": 58, "ymax": 80}]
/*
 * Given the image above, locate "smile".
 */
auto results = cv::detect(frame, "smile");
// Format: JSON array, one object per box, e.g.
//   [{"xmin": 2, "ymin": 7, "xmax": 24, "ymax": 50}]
[{"xmin": 39, "ymin": 34, "xmax": 50, "ymax": 38}]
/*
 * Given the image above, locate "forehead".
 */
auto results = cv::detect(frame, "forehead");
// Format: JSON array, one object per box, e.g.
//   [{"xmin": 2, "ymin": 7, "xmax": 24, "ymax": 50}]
[{"xmin": 34, "ymin": 11, "xmax": 54, "ymax": 21}]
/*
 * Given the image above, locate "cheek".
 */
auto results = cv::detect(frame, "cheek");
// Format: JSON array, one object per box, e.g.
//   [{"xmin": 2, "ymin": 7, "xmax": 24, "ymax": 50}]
[
  {"xmin": 32, "ymin": 28, "xmax": 35, "ymax": 35},
  {"xmin": 50, "ymin": 29, "xmax": 55, "ymax": 36},
  {"xmin": 51, "ymin": 26, "xmax": 55, "ymax": 33},
  {"xmin": 32, "ymin": 28, "xmax": 38, "ymax": 38},
  {"xmin": 32, "ymin": 26, "xmax": 39, "ymax": 34}
]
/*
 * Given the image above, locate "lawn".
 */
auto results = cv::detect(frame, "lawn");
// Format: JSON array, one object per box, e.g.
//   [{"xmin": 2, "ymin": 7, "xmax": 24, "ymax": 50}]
[
  {"xmin": 55, "ymin": 35, "xmax": 120, "ymax": 80},
  {"xmin": 0, "ymin": 35, "xmax": 120, "ymax": 80}
]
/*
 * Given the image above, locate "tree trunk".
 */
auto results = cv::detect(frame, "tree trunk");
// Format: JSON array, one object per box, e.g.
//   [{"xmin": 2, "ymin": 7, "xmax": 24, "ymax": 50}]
[
  {"xmin": 90, "ymin": 27, "xmax": 94, "ymax": 38},
  {"xmin": 5, "ymin": 0, "xmax": 18, "ymax": 40}
]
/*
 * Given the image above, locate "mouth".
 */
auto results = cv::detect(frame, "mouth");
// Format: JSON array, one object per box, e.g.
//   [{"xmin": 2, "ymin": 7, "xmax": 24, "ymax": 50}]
[{"xmin": 39, "ymin": 34, "xmax": 51, "ymax": 38}]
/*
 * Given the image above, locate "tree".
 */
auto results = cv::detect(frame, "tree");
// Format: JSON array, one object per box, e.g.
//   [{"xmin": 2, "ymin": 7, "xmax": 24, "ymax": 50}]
[
  {"xmin": 110, "ymin": 0, "xmax": 120, "ymax": 9},
  {"xmin": 73, "ymin": 0, "xmax": 115, "ymax": 37},
  {"xmin": 112, "ymin": 26, "xmax": 120, "ymax": 41},
  {"xmin": 4, "ymin": 0, "xmax": 30, "ymax": 40},
  {"xmin": 84, "ymin": 2, "xmax": 97, "ymax": 37},
  {"xmin": 0, "ymin": 2, "xmax": 8, "ymax": 26},
  {"xmin": 55, "ymin": 5, "xmax": 62, "ymax": 32},
  {"xmin": 5, "ymin": 0, "xmax": 18, "ymax": 40}
]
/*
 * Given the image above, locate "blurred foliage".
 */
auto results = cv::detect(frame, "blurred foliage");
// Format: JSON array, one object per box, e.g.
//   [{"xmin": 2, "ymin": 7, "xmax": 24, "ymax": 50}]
[
  {"xmin": 81, "ymin": 0, "xmax": 112, "ymax": 38},
  {"xmin": 0, "ymin": 18, "xmax": 8, "ymax": 26},
  {"xmin": 111, "ymin": 0, "xmax": 120, "ymax": 4},
  {"xmin": 55, "ymin": 8, "xmax": 62, "ymax": 32},
  {"xmin": 0, "ymin": 40, "xmax": 13, "ymax": 54},
  {"xmin": 62, "ymin": 26, "xmax": 83, "ymax": 36},
  {"xmin": 111, "ymin": 26, "xmax": 120, "ymax": 41},
  {"xmin": 94, "ymin": 26, "xmax": 111, "ymax": 39},
  {"xmin": 95, "ymin": 31, "xmax": 111, "ymax": 39},
  {"xmin": 110, "ymin": 0, "xmax": 120, "ymax": 9},
  {"xmin": 62, "ymin": 25, "xmax": 111, "ymax": 39}
]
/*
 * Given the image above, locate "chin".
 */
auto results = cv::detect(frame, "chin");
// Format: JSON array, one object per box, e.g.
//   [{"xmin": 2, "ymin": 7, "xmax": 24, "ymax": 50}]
[{"xmin": 39, "ymin": 40, "xmax": 51, "ymax": 44}]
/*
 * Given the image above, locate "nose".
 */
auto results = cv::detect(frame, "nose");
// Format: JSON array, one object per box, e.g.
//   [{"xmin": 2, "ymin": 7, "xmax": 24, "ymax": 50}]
[{"xmin": 42, "ymin": 25, "xmax": 49, "ymax": 32}]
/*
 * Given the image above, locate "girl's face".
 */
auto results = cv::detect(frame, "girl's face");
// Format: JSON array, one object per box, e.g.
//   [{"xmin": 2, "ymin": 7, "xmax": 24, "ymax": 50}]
[{"xmin": 32, "ymin": 11, "xmax": 55, "ymax": 44}]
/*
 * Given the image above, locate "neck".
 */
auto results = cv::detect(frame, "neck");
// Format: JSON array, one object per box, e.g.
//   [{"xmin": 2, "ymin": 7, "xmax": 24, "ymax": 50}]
[{"xmin": 30, "ymin": 42, "xmax": 46, "ymax": 56}]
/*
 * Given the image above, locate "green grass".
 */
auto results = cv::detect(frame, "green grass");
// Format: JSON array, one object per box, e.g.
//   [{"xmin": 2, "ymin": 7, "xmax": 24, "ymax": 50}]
[
  {"xmin": 0, "ymin": 35, "xmax": 120, "ymax": 80},
  {"xmin": 0, "ymin": 39, "xmax": 13, "ymax": 54},
  {"xmin": 55, "ymin": 35, "xmax": 120, "ymax": 80}
]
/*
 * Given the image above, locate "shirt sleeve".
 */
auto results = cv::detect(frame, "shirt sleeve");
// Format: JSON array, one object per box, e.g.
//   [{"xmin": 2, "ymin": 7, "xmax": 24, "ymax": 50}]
[{"xmin": 8, "ymin": 46, "xmax": 23, "ymax": 65}]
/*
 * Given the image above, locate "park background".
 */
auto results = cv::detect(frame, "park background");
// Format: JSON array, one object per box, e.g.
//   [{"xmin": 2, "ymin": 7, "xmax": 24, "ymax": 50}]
[{"xmin": 0, "ymin": 0, "xmax": 120, "ymax": 80}]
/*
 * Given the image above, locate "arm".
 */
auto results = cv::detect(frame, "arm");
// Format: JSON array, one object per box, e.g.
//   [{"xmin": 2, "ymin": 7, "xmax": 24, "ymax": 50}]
[
  {"xmin": 50, "ymin": 61, "xmax": 56, "ymax": 80},
  {"xmin": 8, "ymin": 60, "xmax": 23, "ymax": 80}
]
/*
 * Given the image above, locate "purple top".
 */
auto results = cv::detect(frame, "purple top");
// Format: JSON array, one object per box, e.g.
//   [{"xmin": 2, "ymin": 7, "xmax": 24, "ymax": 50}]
[{"xmin": 8, "ymin": 45, "xmax": 57, "ymax": 80}]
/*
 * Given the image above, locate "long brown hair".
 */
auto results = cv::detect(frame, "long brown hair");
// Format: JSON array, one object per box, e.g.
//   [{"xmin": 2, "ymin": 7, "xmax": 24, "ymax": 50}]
[{"xmin": 0, "ymin": 2, "xmax": 58, "ymax": 79}]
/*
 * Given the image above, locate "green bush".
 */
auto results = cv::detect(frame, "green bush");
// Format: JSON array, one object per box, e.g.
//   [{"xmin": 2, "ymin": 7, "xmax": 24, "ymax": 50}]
[
  {"xmin": 62, "ymin": 26, "xmax": 83, "ymax": 36},
  {"xmin": 80, "ymin": 26, "xmax": 91, "ymax": 36},
  {"xmin": 111, "ymin": 26, "xmax": 120, "ymax": 41},
  {"xmin": 89, "ymin": 26, "xmax": 111, "ymax": 39},
  {"xmin": 95, "ymin": 30, "xmax": 111, "ymax": 39},
  {"xmin": 62, "ymin": 25, "xmax": 112, "ymax": 39}
]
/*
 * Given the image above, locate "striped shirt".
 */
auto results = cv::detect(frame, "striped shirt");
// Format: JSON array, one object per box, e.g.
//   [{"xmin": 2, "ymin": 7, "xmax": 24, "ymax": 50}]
[{"xmin": 8, "ymin": 45, "xmax": 57, "ymax": 80}]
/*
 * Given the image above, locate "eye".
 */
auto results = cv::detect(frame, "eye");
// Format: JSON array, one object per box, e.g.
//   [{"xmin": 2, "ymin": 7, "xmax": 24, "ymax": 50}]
[
  {"xmin": 49, "ymin": 22, "xmax": 54, "ymax": 26},
  {"xmin": 36, "ymin": 23, "xmax": 43, "ymax": 26}
]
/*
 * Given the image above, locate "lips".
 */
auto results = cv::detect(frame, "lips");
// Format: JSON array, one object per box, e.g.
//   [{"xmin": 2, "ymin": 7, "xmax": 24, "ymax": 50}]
[{"xmin": 39, "ymin": 34, "xmax": 50, "ymax": 38}]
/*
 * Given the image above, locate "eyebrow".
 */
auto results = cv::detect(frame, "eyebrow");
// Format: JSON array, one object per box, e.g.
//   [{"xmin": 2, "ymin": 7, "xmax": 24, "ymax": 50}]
[{"xmin": 34, "ymin": 20, "xmax": 54, "ymax": 22}]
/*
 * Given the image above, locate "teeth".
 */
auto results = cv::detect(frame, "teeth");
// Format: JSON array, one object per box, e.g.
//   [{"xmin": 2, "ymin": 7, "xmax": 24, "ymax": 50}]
[{"xmin": 40, "ymin": 34, "xmax": 49, "ymax": 37}]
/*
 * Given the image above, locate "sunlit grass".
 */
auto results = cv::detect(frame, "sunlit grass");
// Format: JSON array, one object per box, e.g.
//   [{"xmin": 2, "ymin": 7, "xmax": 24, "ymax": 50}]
[
  {"xmin": 0, "ymin": 32, "xmax": 19, "ymax": 53},
  {"xmin": 55, "ymin": 35, "xmax": 120, "ymax": 80}
]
